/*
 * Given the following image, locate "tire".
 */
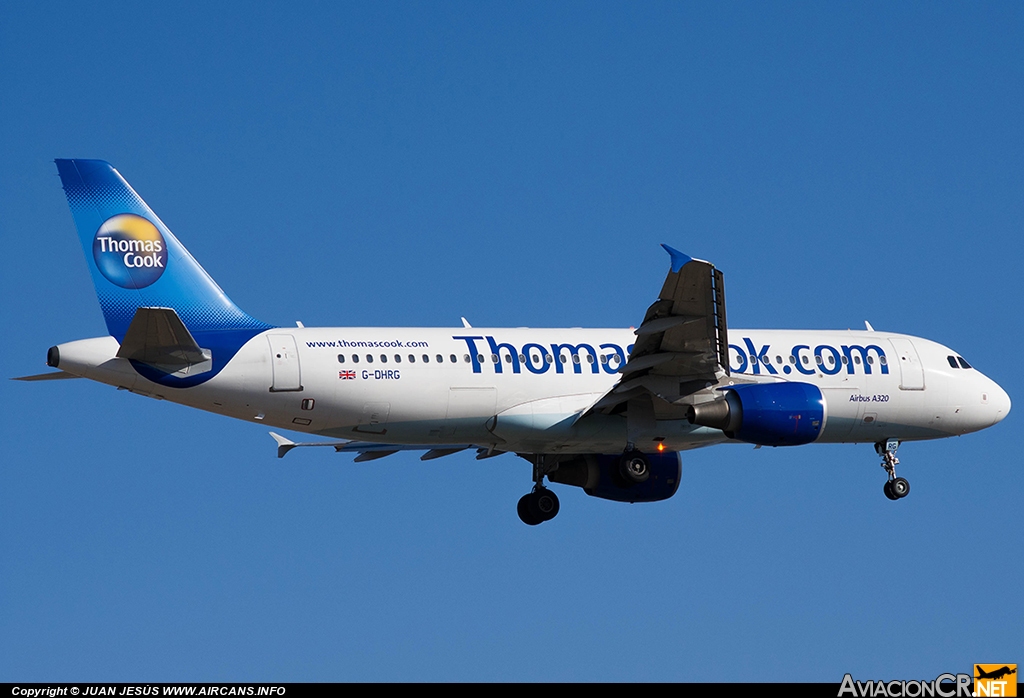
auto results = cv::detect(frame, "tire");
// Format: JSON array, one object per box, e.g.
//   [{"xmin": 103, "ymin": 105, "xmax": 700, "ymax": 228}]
[
  {"xmin": 891, "ymin": 477, "xmax": 910, "ymax": 499},
  {"xmin": 883, "ymin": 480, "xmax": 898, "ymax": 500},
  {"xmin": 532, "ymin": 488, "xmax": 560, "ymax": 521},
  {"xmin": 619, "ymin": 453, "xmax": 650, "ymax": 484},
  {"xmin": 518, "ymin": 494, "xmax": 542, "ymax": 525}
]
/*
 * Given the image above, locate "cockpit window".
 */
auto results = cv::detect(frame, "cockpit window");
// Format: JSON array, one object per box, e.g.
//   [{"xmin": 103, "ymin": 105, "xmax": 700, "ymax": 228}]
[
  {"xmin": 957, "ymin": 357, "xmax": 972, "ymax": 369},
  {"xmin": 947, "ymin": 356, "xmax": 959, "ymax": 369}
]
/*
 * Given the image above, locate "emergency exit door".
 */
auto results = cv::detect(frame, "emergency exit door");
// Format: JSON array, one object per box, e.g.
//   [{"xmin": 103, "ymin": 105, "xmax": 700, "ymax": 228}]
[{"xmin": 268, "ymin": 334, "xmax": 303, "ymax": 392}]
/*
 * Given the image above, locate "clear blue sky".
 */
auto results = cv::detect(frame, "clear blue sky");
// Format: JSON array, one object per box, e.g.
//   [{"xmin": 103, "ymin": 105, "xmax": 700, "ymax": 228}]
[{"xmin": 2, "ymin": 1, "xmax": 1021, "ymax": 682}]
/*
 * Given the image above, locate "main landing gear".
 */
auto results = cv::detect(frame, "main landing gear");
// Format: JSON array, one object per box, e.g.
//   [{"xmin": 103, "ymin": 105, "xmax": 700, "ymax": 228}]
[
  {"xmin": 518, "ymin": 487, "xmax": 559, "ymax": 526},
  {"xmin": 518, "ymin": 455, "xmax": 560, "ymax": 526},
  {"xmin": 877, "ymin": 439, "xmax": 910, "ymax": 501}
]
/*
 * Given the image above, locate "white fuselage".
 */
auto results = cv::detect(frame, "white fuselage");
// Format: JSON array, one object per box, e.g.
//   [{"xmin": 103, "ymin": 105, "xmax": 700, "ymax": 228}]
[{"xmin": 53, "ymin": 326, "xmax": 1011, "ymax": 455}]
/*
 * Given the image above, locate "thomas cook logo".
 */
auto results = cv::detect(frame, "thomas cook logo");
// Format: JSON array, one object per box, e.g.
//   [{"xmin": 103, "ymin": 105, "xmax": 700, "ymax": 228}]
[
  {"xmin": 92, "ymin": 214, "xmax": 167, "ymax": 289},
  {"xmin": 975, "ymin": 665, "xmax": 1017, "ymax": 697}
]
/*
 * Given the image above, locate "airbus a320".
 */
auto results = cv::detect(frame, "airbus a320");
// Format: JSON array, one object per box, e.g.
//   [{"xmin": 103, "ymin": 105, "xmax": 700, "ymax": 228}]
[{"xmin": 16, "ymin": 160, "xmax": 1011, "ymax": 525}]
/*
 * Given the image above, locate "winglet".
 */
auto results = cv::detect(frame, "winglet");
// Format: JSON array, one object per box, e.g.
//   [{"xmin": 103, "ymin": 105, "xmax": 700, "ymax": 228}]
[
  {"xmin": 269, "ymin": 431, "xmax": 297, "ymax": 459},
  {"xmin": 864, "ymin": 320, "xmax": 875, "ymax": 332},
  {"xmin": 661, "ymin": 244, "xmax": 692, "ymax": 273}
]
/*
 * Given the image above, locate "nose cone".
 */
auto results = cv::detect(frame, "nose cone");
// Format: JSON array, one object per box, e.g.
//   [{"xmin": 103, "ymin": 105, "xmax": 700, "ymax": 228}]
[
  {"xmin": 990, "ymin": 381, "xmax": 1011, "ymax": 426},
  {"xmin": 953, "ymin": 373, "xmax": 1011, "ymax": 434}
]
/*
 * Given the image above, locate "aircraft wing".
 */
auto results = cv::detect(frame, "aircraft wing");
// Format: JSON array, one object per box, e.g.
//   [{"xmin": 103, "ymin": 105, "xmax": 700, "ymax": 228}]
[
  {"xmin": 268, "ymin": 432, "xmax": 500, "ymax": 461},
  {"xmin": 585, "ymin": 245, "xmax": 729, "ymax": 415}
]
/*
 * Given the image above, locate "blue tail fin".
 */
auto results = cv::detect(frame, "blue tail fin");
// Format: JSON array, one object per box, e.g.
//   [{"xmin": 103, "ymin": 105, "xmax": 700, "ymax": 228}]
[
  {"xmin": 55, "ymin": 159, "xmax": 271, "ymax": 342},
  {"xmin": 56, "ymin": 159, "xmax": 273, "ymax": 388}
]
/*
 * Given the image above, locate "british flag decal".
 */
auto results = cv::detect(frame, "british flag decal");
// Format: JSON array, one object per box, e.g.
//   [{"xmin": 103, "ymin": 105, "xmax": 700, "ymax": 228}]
[{"xmin": 339, "ymin": 370, "xmax": 356, "ymax": 380}]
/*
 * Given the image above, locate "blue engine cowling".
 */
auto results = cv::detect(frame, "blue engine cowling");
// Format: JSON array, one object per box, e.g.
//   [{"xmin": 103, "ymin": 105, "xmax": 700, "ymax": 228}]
[
  {"xmin": 547, "ymin": 452, "xmax": 682, "ymax": 503},
  {"xmin": 687, "ymin": 382, "xmax": 825, "ymax": 446}
]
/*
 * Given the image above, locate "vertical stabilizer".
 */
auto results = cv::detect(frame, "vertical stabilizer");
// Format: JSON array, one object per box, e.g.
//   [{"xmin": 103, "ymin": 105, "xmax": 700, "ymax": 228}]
[
  {"xmin": 55, "ymin": 159, "xmax": 273, "ymax": 387},
  {"xmin": 55, "ymin": 159, "xmax": 270, "ymax": 342}
]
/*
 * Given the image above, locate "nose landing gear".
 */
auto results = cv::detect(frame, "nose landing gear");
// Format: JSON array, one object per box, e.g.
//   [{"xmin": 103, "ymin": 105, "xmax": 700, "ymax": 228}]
[{"xmin": 877, "ymin": 439, "xmax": 910, "ymax": 500}]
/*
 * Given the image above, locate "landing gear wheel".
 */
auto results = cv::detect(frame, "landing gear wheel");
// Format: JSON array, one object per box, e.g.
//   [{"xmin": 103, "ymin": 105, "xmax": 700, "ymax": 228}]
[
  {"xmin": 518, "ymin": 494, "xmax": 542, "ymax": 526},
  {"xmin": 619, "ymin": 453, "xmax": 650, "ymax": 484},
  {"xmin": 883, "ymin": 480, "xmax": 898, "ymax": 500},
  {"xmin": 891, "ymin": 477, "xmax": 910, "ymax": 499},
  {"xmin": 531, "ymin": 488, "xmax": 560, "ymax": 522}
]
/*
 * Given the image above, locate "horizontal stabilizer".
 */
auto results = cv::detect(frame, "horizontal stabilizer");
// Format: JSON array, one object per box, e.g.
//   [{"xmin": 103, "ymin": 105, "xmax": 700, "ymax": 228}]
[
  {"xmin": 12, "ymin": 371, "xmax": 81, "ymax": 381},
  {"xmin": 116, "ymin": 307, "xmax": 212, "ymax": 376},
  {"xmin": 268, "ymin": 432, "xmax": 482, "ymax": 460}
]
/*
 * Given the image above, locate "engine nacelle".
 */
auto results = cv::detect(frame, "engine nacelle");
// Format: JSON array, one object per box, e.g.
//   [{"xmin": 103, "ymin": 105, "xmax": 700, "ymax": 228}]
[
  {"xmin": 548, "ymin": 451, "xmax": 681, "ymax": 503},
  {"xmin": 686, "ymin": 382, "xmax": 825, "ymax": 446}
]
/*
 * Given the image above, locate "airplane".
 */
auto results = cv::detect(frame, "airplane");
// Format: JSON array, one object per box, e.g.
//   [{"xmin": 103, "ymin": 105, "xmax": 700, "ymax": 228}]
[
  {"xmin": 15, "ymin": 159, "xmax": 1011, "ymax": 525},
  {"xmin": 976, "ymin": 666, "xmax": 1016, "ymax": 681}
]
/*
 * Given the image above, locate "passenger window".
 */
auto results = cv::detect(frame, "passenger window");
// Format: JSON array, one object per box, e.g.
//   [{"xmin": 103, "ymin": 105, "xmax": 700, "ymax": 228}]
[
  {"xmin": 505, "ymin": 354, "xmax": 512, "ymax": 363},
  {"xmin": 366, "ymin": 354, "xmax": 373, "ymax": 363},
  {"xmin": 352, "ymin": 354, "xmax": 359, "ymax": 363},
  {"xmin": 395, "ymin": 354, "xmax": 401, "ymax": 363},
  {"xmin": 337, "ymin": 354, "xmax": 345, "ymax": 364},
  {"xmin": 380, "ymin": 354, "xmax": 387, "ymax": 363},
  {"xmin": 815, "ymin": 355, "xmax": 823, "ymax": 365},
  {"xmin": 409, "ymin": 354, "xmax": 415, "ymax": 363},
  {"xmin": 854, "ymin": 356, "xmax": 861, "ymax": 364},
  {"xmin": 775, "ymin": 356, "xmax": 782, "ymax": 364},
  {"xmin": 802, "ymin": 356, "xmax": 809, "ymax": 364},
  {"xmin": 534, "ymin": 354, "xmax": 541, "ymax": 363},
  {"xmin": 601, "ymin": 355, "xmax": 608, "ymax": 364},
  {"xmin": 841, "ymin": 356, "xmax": 848, "ymax": 364},
  {"xmin": 587, "ymin": 354, "xmax": 595, "ymax": 363},
  {"xmin": 450, "ymin": 354, "xmax": 456, "ymax": 363},
  {"xmin": 867, "ymin": 356, "xmax": 874, "ymax": 365},
  {"xmin": 958, "ymin": 357, "xmax": 972, "ymax": 369},
  {"xmin": 464, "ymin": 354, "xmax": 471, "ymax": 363},
  {"xmin": 789, "ymin": 355, "xmax": 796, "ymax": 364},
  {"xmin": 477, "ymin": 354, "xmax": 484, "ymax": 364},
  {"xmin": 545, "ymin": 354, "xmax": 553, "ymax": 364},
  {"xmin": 559, "ymin": 355, "xmax": 567, "ymax": 364},
  {"xmin": 947, "ymin": 356, "xmax": 959, "ymax": 368},
  {"xmin": 423, "ymin": 354, "xmax": 430, "ymax": 363},
  {"xmin": 880, "ymin": 356, "xmax": 887, "ymax": 365},
  {"xmin": 573, "ymin": 354, "xmax": 581, "ymax": 364},
  {"xmin": 436, "ymin": 354, "xmax": 443, "ymax": 363},
  {"xmin": 492, "ymin": 354, "xmax": 498, "ymax": 363},
  {"xmin": 519, "ymin": 354, "xmax": 526, "ymax": 362}
]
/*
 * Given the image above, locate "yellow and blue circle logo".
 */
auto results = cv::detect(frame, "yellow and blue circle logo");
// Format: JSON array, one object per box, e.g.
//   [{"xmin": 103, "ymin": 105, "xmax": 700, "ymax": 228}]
[{"xmin": 92, "ymin": 214, "xmax": 168, "ymax": 289}]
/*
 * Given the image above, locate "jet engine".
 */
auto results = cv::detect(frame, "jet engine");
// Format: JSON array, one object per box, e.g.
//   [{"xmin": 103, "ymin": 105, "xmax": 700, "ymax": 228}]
[
  {"xmin": 686, "ymin": 382, "xmax": 825, "ymax": 446},
  {"xmin": 548, "ymin": 451, "xmax": 682, "ymax": 503}
]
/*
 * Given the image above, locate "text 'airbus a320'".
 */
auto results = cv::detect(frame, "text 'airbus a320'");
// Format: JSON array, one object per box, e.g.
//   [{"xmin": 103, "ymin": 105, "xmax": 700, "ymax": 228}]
[{"xmin": 16, "ymin": 160, "xmax": 1011, "ymax": 524}]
